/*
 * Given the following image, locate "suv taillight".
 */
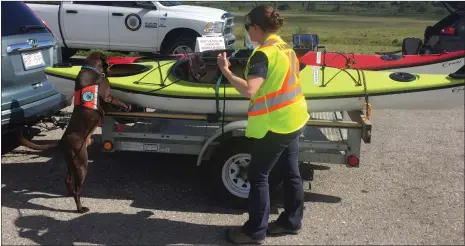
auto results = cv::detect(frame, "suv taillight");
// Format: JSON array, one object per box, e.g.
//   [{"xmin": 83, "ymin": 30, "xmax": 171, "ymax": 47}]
[{"xmin": 440, "ymin": 27, "xmax": 456, "ymax": 35}]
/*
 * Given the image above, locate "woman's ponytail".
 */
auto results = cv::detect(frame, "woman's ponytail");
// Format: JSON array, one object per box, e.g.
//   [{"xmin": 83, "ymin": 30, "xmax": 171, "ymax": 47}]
[{"xmin": 246, "ymin": 5, "xmax": 285, "ymax": 33}]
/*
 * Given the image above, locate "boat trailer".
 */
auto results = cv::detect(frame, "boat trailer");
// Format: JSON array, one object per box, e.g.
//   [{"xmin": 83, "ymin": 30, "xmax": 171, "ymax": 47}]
[
  {"xmin": 45, "ymin": 107, "xmax": 371, "ymax": 208},
  {"xmin": 89, "ymin": 109, "xmax": 371, "ymax": 207}
]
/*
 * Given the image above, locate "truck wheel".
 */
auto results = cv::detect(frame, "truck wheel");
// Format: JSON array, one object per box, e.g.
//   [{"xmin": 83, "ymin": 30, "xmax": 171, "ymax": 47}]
[
  {"xmin": 210, "ymin": 138, "xmax": 283, "ymax": 209},
  {"xmin": 162, "ymin": 37, "xmax": 196, "ymax": 54},
  {"xmin": 61, "ymin": 48, "xmax": 77, "ymax": 60}
]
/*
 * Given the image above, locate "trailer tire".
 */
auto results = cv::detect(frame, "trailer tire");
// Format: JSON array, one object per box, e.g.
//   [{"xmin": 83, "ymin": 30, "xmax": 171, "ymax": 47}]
[{"xmin": 210, "ymin": 138, "xmax": 283, "ymax": 209}]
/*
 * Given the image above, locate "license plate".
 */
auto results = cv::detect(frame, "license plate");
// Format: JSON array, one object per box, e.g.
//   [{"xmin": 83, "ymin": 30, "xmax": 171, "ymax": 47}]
[
  {"xmin": 121, "ymin": 141, "xmax": 143, "ymax": 151},
  {"xmin": 143, "ymin": 143, "xmax": 159, "ymax": 152},
  {"xmin": 21, "ymin": 51, "xmax": 45, "ymax": 70}
]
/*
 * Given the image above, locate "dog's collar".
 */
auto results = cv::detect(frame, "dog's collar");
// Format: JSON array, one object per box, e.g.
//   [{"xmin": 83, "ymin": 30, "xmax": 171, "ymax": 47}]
[{"xmin": 81, "ymin": 65, "xmax": 105, "ymax": 77}]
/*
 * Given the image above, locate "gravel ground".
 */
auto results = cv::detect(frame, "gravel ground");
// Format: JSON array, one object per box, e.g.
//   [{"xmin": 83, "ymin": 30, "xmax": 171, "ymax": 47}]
[{"xmin": 2, "ymin": 106, "xmax": 464, "ymax": 245}]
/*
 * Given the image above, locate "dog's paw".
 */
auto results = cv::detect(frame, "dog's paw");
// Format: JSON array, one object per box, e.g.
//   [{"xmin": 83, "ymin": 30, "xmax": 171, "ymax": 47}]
[
  {"xmin": 86, "ymin": 137, "xmax": 94, "ymax": 147},
  {"xmin": 77, "ymin": 207, "xmax": 90, "ymax": 213}
]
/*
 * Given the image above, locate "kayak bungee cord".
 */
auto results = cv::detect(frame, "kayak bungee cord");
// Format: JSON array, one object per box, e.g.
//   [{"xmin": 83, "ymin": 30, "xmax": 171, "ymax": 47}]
[
  {"xmin": 132, "ymin": 57, "xmax": 189, "ymax": 94},
  {"xmin": 133, "ymin": 59, "xmax": 178, "ymax": 86},
  {"xmin": 318, "ymin": 49, "xmax": 362, "ymax": 87},
  {"xmin": 318, "ymin": 49, "xmax": 371, "ymax": 119},
  {"xmin": 360, "ymin": 69, "xmax": 371, "ymax": 120},
  {"xmin": 131, "ymin": 50, "xmax": 244, "ymax": 132},
  {"xmin": 329, "ymin": 52, "xmax": 356, "ymax": 68},
  {"xmin": 125, "ymin": 48, "xmax": 371, "ymax": 121},
  {"xmin": 139, "ymin": 51, "xmax": 207, "ymax": 94}
]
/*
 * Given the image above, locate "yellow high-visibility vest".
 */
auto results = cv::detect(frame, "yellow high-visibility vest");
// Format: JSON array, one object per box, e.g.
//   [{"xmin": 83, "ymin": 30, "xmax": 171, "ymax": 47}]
[{"xmin": 244, "ymin": 34, "xmax": 310, "ymax": 139}]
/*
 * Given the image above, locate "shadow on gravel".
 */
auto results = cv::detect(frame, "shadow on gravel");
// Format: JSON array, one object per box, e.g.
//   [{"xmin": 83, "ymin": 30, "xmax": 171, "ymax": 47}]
[
  {"xmin": 2, "ymin": 125, "xmax": 59, "ymax": 157},
  {"xmin": 15, "ymin": 211, "xmax": 228, "ymax": 245},
  {"xmin": 2, "ymin": 136, "xmax": 341, "ymax": 215}
]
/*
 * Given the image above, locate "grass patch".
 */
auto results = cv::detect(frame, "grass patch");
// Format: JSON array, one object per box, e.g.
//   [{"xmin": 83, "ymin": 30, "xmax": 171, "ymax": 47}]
[{"xmin": 77, "ymin": 12, "xmax": 437, "ymax": 57}]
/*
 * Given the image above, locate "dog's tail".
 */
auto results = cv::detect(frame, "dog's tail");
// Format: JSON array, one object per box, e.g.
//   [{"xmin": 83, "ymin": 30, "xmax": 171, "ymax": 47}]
[{"xmin": 17, "ymin": 127, "xmax": 59, "ymax": 151}]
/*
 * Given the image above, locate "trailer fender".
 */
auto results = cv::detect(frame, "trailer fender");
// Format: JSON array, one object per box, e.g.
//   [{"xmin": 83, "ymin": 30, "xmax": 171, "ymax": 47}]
[{"xmin": 196, "ymin": 120, "xmax": 248, "ymax": 166}]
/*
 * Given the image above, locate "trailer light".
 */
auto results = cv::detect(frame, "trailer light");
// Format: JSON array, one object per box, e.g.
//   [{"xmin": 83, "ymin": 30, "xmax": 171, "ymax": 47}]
[
  {"xmin": 115, "ymin": 124, "xmax": 125, "ymax": 132},
  {"xmin": 103, "ymin": 141, "xmax": 113, "ymax": 151},
  {"xmin": 347, "ymin": 155, "xmax": 359, "ymax": 166}
]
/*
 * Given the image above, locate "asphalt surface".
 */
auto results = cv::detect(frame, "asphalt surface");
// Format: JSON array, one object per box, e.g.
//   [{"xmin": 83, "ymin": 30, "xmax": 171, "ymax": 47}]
[{"xmin": 2, "ymin": 105, "xmax": 464, "ymax": 245}]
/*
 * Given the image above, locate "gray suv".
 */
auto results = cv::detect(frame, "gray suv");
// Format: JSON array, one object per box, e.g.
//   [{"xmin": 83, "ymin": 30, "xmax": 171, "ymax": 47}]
[{"xmin": 1, "ymin": 1, "xmax": 70, "ymax": 134}]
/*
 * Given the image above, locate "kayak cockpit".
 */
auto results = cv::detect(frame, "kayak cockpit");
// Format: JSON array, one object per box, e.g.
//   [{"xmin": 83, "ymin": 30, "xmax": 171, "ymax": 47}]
[
  {"xmin": 51, "ymin": 62, "xmax": 153, "ymax": 77},
  {"xmin": 170, "ymin": 48, "xmax": 310, "ymax": 84},
  {"xmin": 108, "ymin": 63, "xmax": 153, "ymax": 77},
  {"xmin": 171, "ymin": 53, "xmax": 248, "ymax": 84}
]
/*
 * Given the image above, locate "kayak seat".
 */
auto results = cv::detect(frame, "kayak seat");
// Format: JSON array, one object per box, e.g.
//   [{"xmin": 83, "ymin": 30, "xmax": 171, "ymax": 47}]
[
  {"xmin": 375, "ymin": 36, "xmax": 423, "ymax": 56},
  {"xmin": 108, "ymin": 64, "xmax": 152, "ymax": 77},
  {"xmin": 402, "ymin": 37, "xmax": 423, "ymax": 55}
]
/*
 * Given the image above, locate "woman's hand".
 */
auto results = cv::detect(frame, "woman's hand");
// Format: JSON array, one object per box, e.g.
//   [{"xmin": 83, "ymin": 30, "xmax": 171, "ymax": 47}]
[
  {"xmin": 217, "ymin": 52, "xmax": 231, "ymax": 72},
  {"xmin": 124, "ymin": 104, "xmax": 132, "ymax": 112}
]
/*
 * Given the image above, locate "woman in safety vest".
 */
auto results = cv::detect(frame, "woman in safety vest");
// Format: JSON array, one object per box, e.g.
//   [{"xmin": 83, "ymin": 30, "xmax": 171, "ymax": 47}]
[{"xmin": 217, "ymin": 4, "xmax": 310, "ymax": 245}]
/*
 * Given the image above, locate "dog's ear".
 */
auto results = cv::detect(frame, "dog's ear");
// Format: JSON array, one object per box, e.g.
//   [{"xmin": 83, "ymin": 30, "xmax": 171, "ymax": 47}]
[
  {"xmin": 99, "ymin": 53, "xmax": 110, "ymax": 76},
  {"xmin": 99, "ymin": 53, "xmax": 108, "ymax": 64}
]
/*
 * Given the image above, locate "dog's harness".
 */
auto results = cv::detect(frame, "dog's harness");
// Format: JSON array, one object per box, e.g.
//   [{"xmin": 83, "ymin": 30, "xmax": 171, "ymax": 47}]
[{"xmin": 74, "ymin": 65, "xmax": 105, "ymax": 111}]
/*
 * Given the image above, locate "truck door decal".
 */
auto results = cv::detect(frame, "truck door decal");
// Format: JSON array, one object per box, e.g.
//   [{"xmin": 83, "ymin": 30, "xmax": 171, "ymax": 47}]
[
  {"xmin": 159, "ymin": 18, "xmax": 167, "ymax": 27},
  {"xmin": 125, "ymin": 13, "xmax": 141, "ymax": 31},
  {"xmin": 144, "ymin": 22, "xmax": 157, "ymax": 28}
]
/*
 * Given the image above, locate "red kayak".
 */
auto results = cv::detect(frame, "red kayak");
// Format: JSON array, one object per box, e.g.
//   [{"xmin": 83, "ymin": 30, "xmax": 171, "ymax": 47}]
[
  {"xmin": 107, "ymin": 49, "xmax": 464, "ymax": 75},
  {"xmin": 108, "ymin": 56, "xmax": 142, "ymax": 64},
  {"xmin": 108, "ymin": 54, "xmax": 187, "ymax": 64},
  {"xmin": 299, "ymin": 50, "xmax": 465, "ymax": 74},
  {"xmin": 299, "ymin": 1, "xmax": 464, "ymax": 74}
]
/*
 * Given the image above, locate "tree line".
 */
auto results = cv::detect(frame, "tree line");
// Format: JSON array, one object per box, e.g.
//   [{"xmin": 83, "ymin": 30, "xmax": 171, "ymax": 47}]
[{"xmin": 193, "ymin": 1, "xmax": 449, "ymax": 16}]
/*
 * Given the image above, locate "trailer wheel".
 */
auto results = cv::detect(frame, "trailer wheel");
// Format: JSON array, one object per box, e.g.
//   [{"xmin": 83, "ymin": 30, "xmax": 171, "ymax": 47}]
[{"xmin": 210, "ymin": 138, "xmax": 283, "ymax": 209}]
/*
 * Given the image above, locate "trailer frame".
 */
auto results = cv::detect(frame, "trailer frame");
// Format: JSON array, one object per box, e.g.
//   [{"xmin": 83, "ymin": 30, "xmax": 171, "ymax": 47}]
[{"xmin": 96, "ymin": 109, "xmax": 371, "ymax": 207}]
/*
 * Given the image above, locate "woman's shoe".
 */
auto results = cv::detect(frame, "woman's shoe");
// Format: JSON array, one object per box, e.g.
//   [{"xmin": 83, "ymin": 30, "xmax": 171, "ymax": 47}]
[
  {"xmin": 267, "ymin": 221, "xmax": 301, "ymax": 235},
  {"xmin": 225, "ymin": 227, "xmax": 264, "ymax": 245}
]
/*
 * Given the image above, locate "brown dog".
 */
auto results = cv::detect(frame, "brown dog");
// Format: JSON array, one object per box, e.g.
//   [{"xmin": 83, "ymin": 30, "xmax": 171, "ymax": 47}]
[{"xmin": 18, "ymin": 52, "xmax": 131, "ymax": 213}]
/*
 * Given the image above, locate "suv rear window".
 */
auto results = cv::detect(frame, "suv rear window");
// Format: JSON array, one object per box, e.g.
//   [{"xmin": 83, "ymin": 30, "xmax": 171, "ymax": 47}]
[{"xmin": 1, "ymin": 1, "xmax": 49, "ymax": 37}]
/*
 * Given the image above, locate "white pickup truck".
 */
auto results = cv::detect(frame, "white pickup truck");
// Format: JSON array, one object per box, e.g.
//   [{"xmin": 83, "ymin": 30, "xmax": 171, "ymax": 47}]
[{"xmin": 26, "ymin": 1, "xmax": 236, "ymax": 59}]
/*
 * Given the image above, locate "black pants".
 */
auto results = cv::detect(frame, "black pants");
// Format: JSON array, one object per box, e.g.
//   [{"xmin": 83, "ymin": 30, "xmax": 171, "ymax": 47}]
[{"xmin": 242, "ymin": 126, "xmax": 305, "ymax": 240}]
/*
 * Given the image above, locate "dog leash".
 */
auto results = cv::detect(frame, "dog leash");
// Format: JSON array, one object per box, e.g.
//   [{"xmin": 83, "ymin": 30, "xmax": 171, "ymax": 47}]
[
  {"xmin": 215, "ymin": 49, "xmax": 240, "ymax": 135},
  {"xmin": 69, "ymin": 65, "xmax": 107, "ymax": 162},
  {"xmin": 215, "ymin": 49, "xmax": 240, "ymax": 114}
]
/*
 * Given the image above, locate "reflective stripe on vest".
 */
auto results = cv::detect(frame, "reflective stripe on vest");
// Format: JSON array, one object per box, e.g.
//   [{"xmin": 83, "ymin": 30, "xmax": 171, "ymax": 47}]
[
  {"xmin": 248, "ymin": 43, "xmax": 302, "ymax": 117},
  {"xmin": 74, "ymin": 85, "xmax": 99, "ymax": 110},
  {"xmin": 248, "ymin": 85, "xmax": 304, "ymax": 116},
  {"xmin": 259, "ymin": 37, "xmax": 281, "ymax": 49}
]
